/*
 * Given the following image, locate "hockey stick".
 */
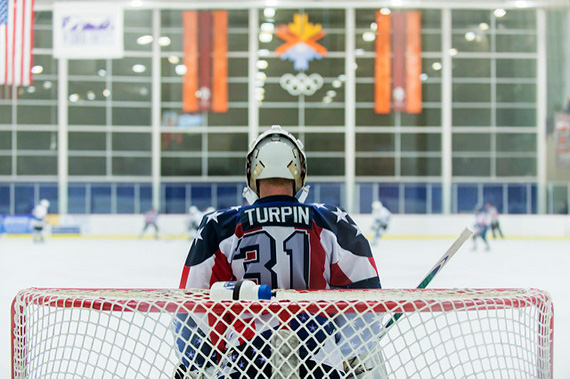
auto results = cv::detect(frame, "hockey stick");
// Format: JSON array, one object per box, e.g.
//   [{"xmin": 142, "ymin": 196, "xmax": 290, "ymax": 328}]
[{"xmin": 383, "ymin": 227, "xmax": 474, "ymax": 330}]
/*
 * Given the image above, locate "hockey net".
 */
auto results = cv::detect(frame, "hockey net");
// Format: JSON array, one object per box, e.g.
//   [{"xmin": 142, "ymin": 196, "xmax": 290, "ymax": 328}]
[{"xmin": 11, "ymin": 288, "xmax": 553, "ymax": 378}]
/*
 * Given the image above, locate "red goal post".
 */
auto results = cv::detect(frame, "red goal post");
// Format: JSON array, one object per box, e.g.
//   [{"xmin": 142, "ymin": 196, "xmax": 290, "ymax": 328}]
[{"xmin": 12, "ymin": 288, "xmax": 553, "ymax": 378}]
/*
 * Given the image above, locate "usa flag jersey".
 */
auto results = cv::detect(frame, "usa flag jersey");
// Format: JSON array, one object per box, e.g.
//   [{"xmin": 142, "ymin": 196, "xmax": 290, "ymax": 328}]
[
  {"xmin": 175, "ymin": 195, "xmax": 382, "ymax": 374},
  {"xmin": 179, "ymin": 195, "xmax": 381, "ymax": 291}
]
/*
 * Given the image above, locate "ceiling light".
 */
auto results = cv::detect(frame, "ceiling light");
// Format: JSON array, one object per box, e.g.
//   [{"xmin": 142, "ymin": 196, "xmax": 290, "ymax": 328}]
[
  {"xmin": 259, "ymin": 32, "xmax": 273, "ymax": 43},
  {"xmin": 494, "ymin": 8, "xmax": 507, "ymax": 18},
  {"xmin": 362, "ymin": 31, "xmax": 376, "ymax": 42},
  {"xmin": 257, "ymin": 60, "xmax": 269, "ymax": 70},
  {"xmin": 31, "ymin": 65, "xmax": 43, "ymax": 74},
  {"xmin": 158, "ymin": 36, "xmax": 171, "ymax": 47},
  {"xmin": 175, "ymin": 65, "xmax": 187, "ymax": 75},
  {"xmin": 136, "ymin": 35, "xmax": 153, "ymax": 45},
  {"xmin": 132, "ymin": 64, "xmax": 146, "ymax": 73},
  {"xmin": 465, "ymin": 32, "xmax": 476, "ymax": 42},
  {"xmin": 264, "ymin": 8, "xmax": 275, "ymax": 18}
]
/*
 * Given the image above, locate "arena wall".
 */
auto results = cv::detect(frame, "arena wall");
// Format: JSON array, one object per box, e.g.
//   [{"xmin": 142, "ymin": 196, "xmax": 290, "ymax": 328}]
[{"xmin": 16, "ymin": 213, "xmax": 569, "ymax": 239}]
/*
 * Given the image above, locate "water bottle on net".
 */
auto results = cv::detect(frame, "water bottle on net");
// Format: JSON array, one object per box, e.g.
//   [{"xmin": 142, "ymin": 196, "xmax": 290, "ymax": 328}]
[{"xmin": 210, "ymin": 280, "xmax": 273, "ymax": 300}]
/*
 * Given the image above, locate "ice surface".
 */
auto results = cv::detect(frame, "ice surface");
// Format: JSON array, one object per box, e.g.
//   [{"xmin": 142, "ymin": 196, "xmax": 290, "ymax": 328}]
[{"xmin": 1, "ymin": 236, "xmax": 568, "ymax": 377}]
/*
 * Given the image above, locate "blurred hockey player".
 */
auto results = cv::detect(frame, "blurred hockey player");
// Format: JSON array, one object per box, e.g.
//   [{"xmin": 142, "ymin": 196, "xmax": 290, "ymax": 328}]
[
  {"xmin": 139, "ymin": 208, "xmax": 159, "ymax": 239},
  {"xmin": 187, "ymin": 206, "xmax": 203, "ymax": 241},
  {"xmin": 485, "ymin": 203, "xmax": 504, "ymax": 239},
  {"xmin": 472, "ymin": 206, "xmax": 490, "ymax": 251},
  {"xmin": 371, "ymin": 200, "xmax": 391, "ymax": 246},
  {"xmin": 31, "ymin": 199, "xmax": 50, "ymax": 243},
  {"xmin": 175, "ymin": 125, "xmax": 383, "ymax": 378}
]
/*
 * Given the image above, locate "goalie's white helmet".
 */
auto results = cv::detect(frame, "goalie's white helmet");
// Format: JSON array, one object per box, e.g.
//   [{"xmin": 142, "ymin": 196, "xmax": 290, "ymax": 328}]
[
  {"xmin": 40, "ymin": 199, "xmax": 50, "ymax": 208},
  {"xmin": 246, "ymin": 125, "xmax": 307, "ymax": 196}
]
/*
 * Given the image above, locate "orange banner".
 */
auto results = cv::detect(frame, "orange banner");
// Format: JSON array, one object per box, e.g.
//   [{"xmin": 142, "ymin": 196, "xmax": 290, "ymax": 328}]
[
  {"xmin": 212, "ymin": 11, "xmax": 228, "ymax": 113},
  {"xmin": 182, "ymin": 11, "xmax": 198, "ymax": 113},
  {"xmin": 406, "ymin": 12, "xmax": 422, "ymax": 114},
  {"xmin": 375, "ymin": 12, "xmax": 391, "ymax": 114},
  {"xmin": 392, "ymin": 12, "xmax": 406, "ymax": 112}
]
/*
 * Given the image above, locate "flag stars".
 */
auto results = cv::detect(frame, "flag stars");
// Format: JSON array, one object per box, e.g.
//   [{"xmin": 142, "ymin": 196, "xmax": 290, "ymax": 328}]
[
  {"xmin": 332, "ymin": 207, "xmax": 348, "ymax": 224},
  {"xmin": 350, "ymin": 222, "xmax": 363, "ymax": 237},
  {"xmin": 314, "ymin": 203, "xmax": 327, "ymax": 209},
  {"xmin": 256, "ymin": 356, "xmax": 267, "ymax": 363},
  {"xmin": 206, "ymin": 210, "xmax": 223, "ymax": 224},
  {"xmin": 195, "ymin": 227, "xmax": 204, "ymax": 241}
]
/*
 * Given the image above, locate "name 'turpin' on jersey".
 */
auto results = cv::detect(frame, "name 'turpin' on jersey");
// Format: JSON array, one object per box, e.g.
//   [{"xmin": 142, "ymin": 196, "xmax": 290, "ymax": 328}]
[{"xmin": 242, "ymin": 205, "xmax": 311, "ymax": 230}]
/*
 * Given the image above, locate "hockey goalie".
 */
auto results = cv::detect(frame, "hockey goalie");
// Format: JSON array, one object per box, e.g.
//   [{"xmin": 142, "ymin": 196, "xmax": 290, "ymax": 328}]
[{"xmin": 174, "ymin": 126, "xmax": 386, "ymax": 378}]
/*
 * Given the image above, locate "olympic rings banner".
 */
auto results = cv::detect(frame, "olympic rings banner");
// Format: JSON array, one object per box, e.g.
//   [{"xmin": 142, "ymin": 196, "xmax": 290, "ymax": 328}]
[{"xmin": 279, "ymin": 73, "xmax": 323, "ymax": 96}]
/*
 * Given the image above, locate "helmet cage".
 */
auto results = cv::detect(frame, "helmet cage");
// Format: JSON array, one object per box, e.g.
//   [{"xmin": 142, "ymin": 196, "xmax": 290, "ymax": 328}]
[{"xmin": 246, "ymin": 125, "xmax": 307, "ymax": 196}]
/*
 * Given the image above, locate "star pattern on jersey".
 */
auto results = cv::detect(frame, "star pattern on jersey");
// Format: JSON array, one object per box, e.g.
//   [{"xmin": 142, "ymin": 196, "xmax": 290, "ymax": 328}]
[
  {"xmin": 256, "ymin": 355, "xmax": 267, "ymax": 363},
  {"xmin": 231, "ymin": 206, "xmax": 241, "ymax": 212},
  {"xmin": 351, "ymin": 222, "xmax": 363, "ymax": 237},
  {"xmin": 314, "ymin": 203, "xmax": 327, "ymax": 209},
  {"xmin": 206, "ymin": 210, "xmax": 223, "ymax": 224},
  {"xmin": 195, "ymin": 227, "xmax": 204, "ymax": 241},
  {"xmin": 332, "ymin": 207, "xmax": 349, "ymax": 223}
]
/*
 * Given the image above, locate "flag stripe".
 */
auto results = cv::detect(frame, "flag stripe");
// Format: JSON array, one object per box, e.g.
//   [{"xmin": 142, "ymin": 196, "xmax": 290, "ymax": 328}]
[
  {"xmin": 7, "ymin": 0, "xmax": 14, "ymax": 84},
  {"xmin": 211, "ymin": 10, "xmax": 228, "ymax": 113},
  {"xmin": 14, "ymin": 0, "xmax": 23, "ymax": 86},
  {"xmin": 0, "ymin": 25, "xmax": 6, "ymax": 83},
  {"xmin": 0, "ymin": 0, "xmax": 34, "ymax": 86},
  {"xmin": 23, "ymin": 0, "xmax": 33, "ymax": 86},
  {"xmin": 406, "ymin": 11, "xmax": 422, "ymax": 114}
]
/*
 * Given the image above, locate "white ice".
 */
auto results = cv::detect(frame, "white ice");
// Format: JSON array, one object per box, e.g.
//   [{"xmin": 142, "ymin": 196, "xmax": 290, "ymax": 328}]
[{"xmin": 1, "ymin": 236, "xmax": 568, "ymax": 377}]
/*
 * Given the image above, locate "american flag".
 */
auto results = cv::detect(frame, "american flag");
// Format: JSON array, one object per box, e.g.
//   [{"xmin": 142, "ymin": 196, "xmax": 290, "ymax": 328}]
[{"xmin": 0, "ymin": 0, "xmax": 34, "ymax": 86}]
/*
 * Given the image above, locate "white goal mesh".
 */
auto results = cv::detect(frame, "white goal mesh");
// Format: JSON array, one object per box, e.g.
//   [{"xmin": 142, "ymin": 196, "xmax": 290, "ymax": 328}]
[{"xmin": 11, "ymin": 288, "xmax": 553, "ymax": 378}]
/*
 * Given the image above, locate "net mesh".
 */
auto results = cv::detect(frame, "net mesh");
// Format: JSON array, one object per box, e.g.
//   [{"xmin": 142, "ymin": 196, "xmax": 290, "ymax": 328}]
[{"xmin": 12, "ymin": 288, "xmax": 553, "ymax": 379}]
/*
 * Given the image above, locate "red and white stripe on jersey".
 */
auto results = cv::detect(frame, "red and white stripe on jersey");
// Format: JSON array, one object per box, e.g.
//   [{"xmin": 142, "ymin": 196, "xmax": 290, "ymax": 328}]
[
  {"xmin": 180, "ymin": 196, "xmax": 381, "ymax": 292},
  {"xmin": 320, "ymin": 227, "xmax": 379, "ymax": 287}
]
